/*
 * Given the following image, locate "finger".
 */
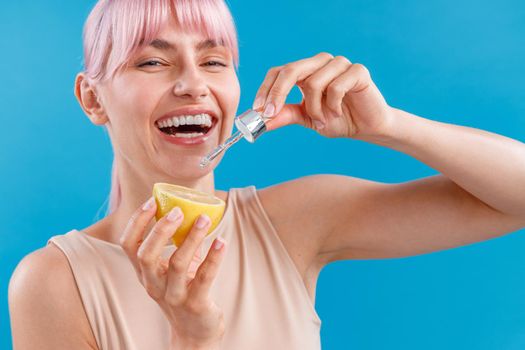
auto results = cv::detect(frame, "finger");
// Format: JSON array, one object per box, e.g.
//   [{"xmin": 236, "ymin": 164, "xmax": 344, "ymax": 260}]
[
  {"xmin": 252, "ymin": 66, "xmax": 282, "ymax": 110},
  {"xmin": 187, "ymin": 237, "xmax": 227, "ymax": 303},
  {"xmin": 187, "ymin": 251, "xmax": 205, "ymax": 279},
  {"xmin": 325, "ymin": 63, "xmax": 372, "ymax": 116},
  {"xmin": 136, "ymin": 207, "xmax": 184, "ymax": 299},
  {"xmin": 165, "ymin": 214, "xmax": 212, "ymax": 305},
  {"xmin": 119, "ymin": 197, "xmax": 158, "ymax": 273},
  {"xmin": 263, "ymin": 52, "xmax": 334, "ymax": 118},
  {"xmin": 301, "ymin": 56, "xmax": 352, "ymax": 129},
  {"xmin": 264, "ymin": 103, "xmax": 308, "ymax": 131},
  {"xmin": 160, "ymin": 249, "xmax": 203, "ymax": 278}
]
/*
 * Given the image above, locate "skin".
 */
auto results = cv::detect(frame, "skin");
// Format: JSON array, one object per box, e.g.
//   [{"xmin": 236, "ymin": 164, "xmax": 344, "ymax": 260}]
[{"xmin": 9, "ymin": 18, "xmax": 525, "ymax": 350}]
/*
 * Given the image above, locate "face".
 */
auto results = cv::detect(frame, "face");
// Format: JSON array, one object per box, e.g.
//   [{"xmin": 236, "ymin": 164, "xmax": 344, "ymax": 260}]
[{"xmin": 96, "ymin": 19, "xmax": 240, "ymax": 181}]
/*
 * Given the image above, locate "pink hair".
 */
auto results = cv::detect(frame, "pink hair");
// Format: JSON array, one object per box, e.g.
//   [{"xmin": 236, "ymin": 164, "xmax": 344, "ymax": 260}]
[{"xmin": 81, "ymin": 0, "xmax": 239, "ymax": 215}]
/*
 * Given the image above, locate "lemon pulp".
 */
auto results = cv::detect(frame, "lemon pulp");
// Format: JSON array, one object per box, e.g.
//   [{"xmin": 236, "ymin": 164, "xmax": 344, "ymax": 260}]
[{"xmin": 152, "ymin": 183, "xmax": 226, "ymax": 247}]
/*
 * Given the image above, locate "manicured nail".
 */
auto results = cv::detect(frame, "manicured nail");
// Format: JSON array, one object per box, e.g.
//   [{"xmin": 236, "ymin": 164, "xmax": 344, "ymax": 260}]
[
  {"xmin": 195, "ymin": 214, "xmax": 210, "ymax": 229},
  {"xmin": 313, "ymin": 120, "xmax": 325, "ymax": 130},
  {"xmin": 213, "ymin": 237, "xmax": 226, "ymax": 250},
  {"xmin": 263, "ymin": 102, "xmax": 275, "ymax": 118},
  {"xmin": 167, "ymin": 207, "xmax": 183, "ymax": 222},
  {"xmin": 253, "ymin": 96, "xmax": 264, "ymax": 110},
  {"xmin": 142, "ymin": 197, "xmax": 156, "ymax": 211}
]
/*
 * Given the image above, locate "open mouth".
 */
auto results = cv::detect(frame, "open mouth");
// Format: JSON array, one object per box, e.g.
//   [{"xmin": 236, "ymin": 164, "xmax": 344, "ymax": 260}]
[{"xmin": 156, "ymin": 113, "xmax": 217, "ymax": 138}]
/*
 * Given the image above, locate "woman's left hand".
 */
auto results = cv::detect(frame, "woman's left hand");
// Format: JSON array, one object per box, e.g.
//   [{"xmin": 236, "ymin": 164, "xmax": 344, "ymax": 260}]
[{"xmin": 252, "ymin": 52, "xmax": 393, "ymax": 140}]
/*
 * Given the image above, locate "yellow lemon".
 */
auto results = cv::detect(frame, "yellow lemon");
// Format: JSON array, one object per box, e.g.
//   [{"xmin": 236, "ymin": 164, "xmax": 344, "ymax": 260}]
[{"xmin": 152, "ymin": 183, "xmax": 226, "ymax": 247}]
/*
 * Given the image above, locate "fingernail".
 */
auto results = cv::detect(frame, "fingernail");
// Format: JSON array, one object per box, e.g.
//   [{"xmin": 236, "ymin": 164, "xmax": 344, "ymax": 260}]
[
  {"xmin": 253, "ymin": 96, "xmax": 264, "ymax": 110},
  {"xmin": 142, "ymin": 197, "xmax": 156, "ymax": 211},
  {"xmin": 213, "ymin": 237, "xmax": 226, "ymax": 250},
  {"xmin": 263, "ymin": 102, "xmax": 275, "ymax": 118},
  {"xmin": 195, "ymin": 214, "xmax": 210, "ymax": 229},
  {"xmin": 167, "ymin": 207, "xmax": 183, "ymax": 222},
  {"xmin": 313, "ymin": 120, "xmax": 325, "ymax": 130}
]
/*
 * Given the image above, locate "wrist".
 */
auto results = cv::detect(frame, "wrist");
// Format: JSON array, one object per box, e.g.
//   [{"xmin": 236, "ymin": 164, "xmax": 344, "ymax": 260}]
[{"xmin": 354, "ymin": 107, "xmax": 423, "ymax": 150}]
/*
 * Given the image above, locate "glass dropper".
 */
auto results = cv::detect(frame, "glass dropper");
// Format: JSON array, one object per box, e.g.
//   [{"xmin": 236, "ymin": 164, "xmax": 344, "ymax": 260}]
[
  {"xmin": 199, "ymin": 109, "xmax": 268, "ymax": 168},
  {"xmin": 199, "ymin": 130, "xmax": 244, "ymax": 168}
]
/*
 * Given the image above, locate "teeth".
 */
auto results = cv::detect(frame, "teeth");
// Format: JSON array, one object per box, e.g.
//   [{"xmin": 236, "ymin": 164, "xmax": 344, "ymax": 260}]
[
  {"xmin": 173, "ymin": 132, "xmax": 205, "ymax": 138},
  {"xmin": 157, "ymin": 113, "xmax": 213, "ymax": 128}
]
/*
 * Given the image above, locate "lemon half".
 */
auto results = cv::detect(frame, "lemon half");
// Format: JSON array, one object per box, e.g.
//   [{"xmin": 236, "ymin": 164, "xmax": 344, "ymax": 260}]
[{"xmin": 152, "ymin": 183, "xmax": 226, "ymax": 247}]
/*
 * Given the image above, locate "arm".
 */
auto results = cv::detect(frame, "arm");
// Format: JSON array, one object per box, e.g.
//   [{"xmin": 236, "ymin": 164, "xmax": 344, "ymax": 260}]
[
  {"xmin": 318, "ymin": 108, "xmax": 525, "ymax": 261},
  {"xmin": 8, "ymin": 245, "xmax": 98, "ymax": 350},
  {"xmin": 252, "ymin": 52, "xmax": 525, "ymax": 264}
]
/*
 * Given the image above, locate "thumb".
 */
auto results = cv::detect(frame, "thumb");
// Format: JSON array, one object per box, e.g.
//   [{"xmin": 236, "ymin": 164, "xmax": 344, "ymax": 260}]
[{"xmin": 264, "ymin": 103, "xmax": 309, "ymax": 132}]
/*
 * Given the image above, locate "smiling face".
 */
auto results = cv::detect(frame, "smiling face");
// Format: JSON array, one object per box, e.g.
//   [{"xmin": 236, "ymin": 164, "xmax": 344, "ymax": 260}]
[{"xmin": 96, "ymin": 19, "xmax": 240, "ymax": 181}]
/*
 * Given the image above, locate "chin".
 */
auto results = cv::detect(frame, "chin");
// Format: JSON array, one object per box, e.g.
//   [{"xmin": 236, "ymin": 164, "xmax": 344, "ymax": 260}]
[{"xmin": 156, "ymin": 157, "xmax": 214, "ymax": 181}]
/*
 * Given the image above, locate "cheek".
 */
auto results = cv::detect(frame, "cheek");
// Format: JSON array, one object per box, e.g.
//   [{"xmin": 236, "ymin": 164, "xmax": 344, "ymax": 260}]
[
  {"xmin": 107, "ymin": 77, "xmax": 160, "ymax": 127},
  {"xmin": 215, "ymin": 78, "xmax": 239, "ymax": 136},
  {"xmin": 218, "ymin": 75, "xmax": 241, "ymax": 112}
]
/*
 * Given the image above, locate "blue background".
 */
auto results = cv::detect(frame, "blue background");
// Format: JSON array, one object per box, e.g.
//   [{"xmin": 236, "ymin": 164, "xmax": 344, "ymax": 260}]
[{"xmin": 1, "ymin": 0, "xmax": 525, "ymax": 349}]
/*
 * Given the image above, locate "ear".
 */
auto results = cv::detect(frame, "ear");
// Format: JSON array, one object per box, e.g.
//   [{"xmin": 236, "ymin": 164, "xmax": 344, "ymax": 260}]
[{"xmin": 74, "ymin": 73, "xmax": 109, "ymax": 125}]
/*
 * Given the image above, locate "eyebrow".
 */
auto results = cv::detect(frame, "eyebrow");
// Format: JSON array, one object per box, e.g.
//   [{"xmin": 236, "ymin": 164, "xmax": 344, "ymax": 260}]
[{"xmin": 148, "ymin": 38, "xmax": 226, "ymax": 51}]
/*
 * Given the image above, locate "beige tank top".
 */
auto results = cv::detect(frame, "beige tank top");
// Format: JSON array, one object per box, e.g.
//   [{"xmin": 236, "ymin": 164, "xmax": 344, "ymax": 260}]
[{"xmin": 48, "ymin": 186, "xmax": 322, "ymax": 350}]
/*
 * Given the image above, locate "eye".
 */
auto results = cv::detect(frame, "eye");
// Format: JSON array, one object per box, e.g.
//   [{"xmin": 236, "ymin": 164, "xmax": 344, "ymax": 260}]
[
  {"xmin": 137, "ymin": 60, "xmax": 164, "ymax": 67},
  {"xmin": 203, "ymin": 60, "xmax": 227, "ymax": 67}
]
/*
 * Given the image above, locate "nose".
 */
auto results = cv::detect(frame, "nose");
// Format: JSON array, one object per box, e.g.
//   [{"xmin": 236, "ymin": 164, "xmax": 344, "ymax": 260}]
[{"xmin": 172, "ymin": 67, "xmax": 209, "ymax": 100}]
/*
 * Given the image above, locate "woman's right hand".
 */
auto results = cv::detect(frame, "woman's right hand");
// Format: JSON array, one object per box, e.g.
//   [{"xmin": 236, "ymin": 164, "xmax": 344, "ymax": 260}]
[{"xmin": 120, "ymin": 197, "xmax": 227, "ymax": 349}]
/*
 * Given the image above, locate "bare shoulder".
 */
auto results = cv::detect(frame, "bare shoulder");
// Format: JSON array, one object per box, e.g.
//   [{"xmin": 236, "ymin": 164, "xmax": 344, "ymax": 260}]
[
  {"xmin": 256, "ymin": 174, "xmax": 376, "ymax": 232},
  {"xmin": 257, "ymin": 174, "xmax": 374, "ymax": 200},
  {"xmin": 255, "ymin": 174, "xmax": 377, "ymax": 270},
  {"xmin": 9, "ymin": 244, "xmax": 98, "ymax": 350}
]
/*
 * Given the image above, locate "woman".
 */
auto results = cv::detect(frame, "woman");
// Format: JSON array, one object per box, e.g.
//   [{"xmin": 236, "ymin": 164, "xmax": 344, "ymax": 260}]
[{"xmin": 8, "ymin": 0, "xmax": 525, "ymax": 349}]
